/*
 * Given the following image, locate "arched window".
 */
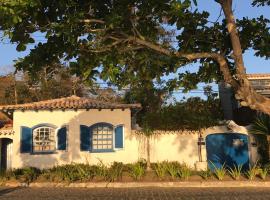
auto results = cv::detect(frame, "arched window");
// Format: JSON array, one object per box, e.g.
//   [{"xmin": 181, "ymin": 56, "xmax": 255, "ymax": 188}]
[
  {"xmin": 91, "ymin": 123, "xmax": 113, "ymax": 151},
  {"xmin": 33, "ymin": 126, "xmax": 56, "ymax": 152}
]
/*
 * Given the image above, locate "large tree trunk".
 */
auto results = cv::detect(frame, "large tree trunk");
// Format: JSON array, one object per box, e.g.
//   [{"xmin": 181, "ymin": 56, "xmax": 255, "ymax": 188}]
[
  {"xmin": 219, "ymin": 0, "xmax": 270, "ymax": 114},
  {"xmin": 146, "ymin": 136, "xmax": 151, "ymax": 171}
]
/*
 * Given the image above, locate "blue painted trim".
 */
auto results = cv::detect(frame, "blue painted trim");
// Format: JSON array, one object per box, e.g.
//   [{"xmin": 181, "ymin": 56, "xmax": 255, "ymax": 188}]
[
  {"xmin": 20, "ymin": 126, "xmax": 32, "ymax": 153},
  {"xmin": 30, "ymin": 151, "xmax": 57, "ymax": 155},
  {"xmin": 89, "ymin": 122, "xmax": 114, "ymax": 129},
  {"xmin": 91, "ymin": 149, "xmax": 115, "ymax": 153},
  {"xmin": 31, "ymin": 123, "xmax": 57, "ymax": 130},
  {"xmin": 206, "ymin": 132, "xmax": 248, "ymax": 137}
]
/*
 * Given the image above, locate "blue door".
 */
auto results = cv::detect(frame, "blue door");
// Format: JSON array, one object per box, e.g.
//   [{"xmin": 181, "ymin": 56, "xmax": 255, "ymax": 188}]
[{"xmin": 206, "ymin": 133, "xmax": 249, "ymax": 170}]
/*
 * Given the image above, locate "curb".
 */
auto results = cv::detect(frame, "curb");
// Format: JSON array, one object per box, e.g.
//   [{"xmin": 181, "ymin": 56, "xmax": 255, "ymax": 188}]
[{"xmin": 4, "ymin": 181, "xmax": 270, "ymax": 188}]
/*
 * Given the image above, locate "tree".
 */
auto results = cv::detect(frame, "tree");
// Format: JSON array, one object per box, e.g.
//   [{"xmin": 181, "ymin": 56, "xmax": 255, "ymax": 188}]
[
  {"xmin": 0, "ymin": 0, "xmax": 270, "ymax": 113},
  {"xmin": 1, "ymin": 68, "xmax": 86, "ymax": 104},
  {"xmin": 250, "ymin": 114, "xmax": 270, "ymax": 161}
]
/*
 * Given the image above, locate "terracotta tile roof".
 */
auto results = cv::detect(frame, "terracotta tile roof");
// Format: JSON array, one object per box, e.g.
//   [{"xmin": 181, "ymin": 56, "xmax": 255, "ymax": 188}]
[
  {"xmin": 0, "ymin": 124, "xmax": 14, "ymax": 135},
  {"xmin": 0, "ymin": 95, "xmax": 141, "ymax": 111},
  {"xmin": 247, "ymin": 73, "xmax": 270, "ymax": 79}
]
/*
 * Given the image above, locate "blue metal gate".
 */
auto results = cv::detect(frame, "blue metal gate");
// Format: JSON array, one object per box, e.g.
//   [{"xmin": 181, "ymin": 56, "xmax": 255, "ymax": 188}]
[{"xmin": 206, "ymin": 133, "xmax": 249, "ymax": 170}]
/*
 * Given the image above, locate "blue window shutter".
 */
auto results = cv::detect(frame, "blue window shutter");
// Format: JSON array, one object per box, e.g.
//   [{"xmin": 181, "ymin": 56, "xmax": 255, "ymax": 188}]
[
  {"xmin": 115, "ymin": 126, "xmax": 124, "ymax": 149},
  {"xmin": 57, "ymin": 127, "xmax": 67, "ymax": 150},
  {"xmin": 21, "ymin": 126, "xmax": 32, "ymax": 153},
  {"xmin": 80, "ymin": 125, "xmax": 91, "ymax": 151}
]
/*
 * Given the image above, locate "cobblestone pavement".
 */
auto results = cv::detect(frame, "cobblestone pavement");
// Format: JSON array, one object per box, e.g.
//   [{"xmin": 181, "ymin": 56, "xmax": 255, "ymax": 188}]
[{"xmin": 1, "ymin": 187, "xmax": 270, "ymax": 200}]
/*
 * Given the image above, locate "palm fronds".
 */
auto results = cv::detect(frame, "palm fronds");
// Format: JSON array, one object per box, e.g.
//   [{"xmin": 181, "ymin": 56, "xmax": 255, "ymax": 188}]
[{"xmin": 250, "ymin": 114, "xmax": 270, "ymax": 135}]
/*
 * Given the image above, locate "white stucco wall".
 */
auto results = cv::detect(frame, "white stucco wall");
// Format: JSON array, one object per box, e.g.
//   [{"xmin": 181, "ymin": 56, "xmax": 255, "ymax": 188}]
[
  {"xmin": 12, "ymin": 109, "xmax": 140, "ymax": 168},
  {"xmin": 8, "ymin": 112, "xmax": 260, "ymax": 169},
  {"xmin": 136, "ymin": 131, "xmax": 200, "ymax": 169}
]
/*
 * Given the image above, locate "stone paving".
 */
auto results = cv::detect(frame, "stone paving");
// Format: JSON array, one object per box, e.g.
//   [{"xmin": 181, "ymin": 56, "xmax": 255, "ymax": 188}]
[{"xmin": 1, "ymin": 187, "xmax": 270, "ymax": 200}]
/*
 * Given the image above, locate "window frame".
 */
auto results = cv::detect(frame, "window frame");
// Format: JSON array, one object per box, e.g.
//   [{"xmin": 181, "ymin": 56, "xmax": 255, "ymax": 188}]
[
  {"xmin": 90, "ymin": 123, "xmax": 114, "ymax": 153},
  {"xmin": 32, "ymin": 125, "xmax": 57, "ymax": 154},
  {"xmin": 114, "ymin": 124, "xmax": 125, "ymax": 151}
]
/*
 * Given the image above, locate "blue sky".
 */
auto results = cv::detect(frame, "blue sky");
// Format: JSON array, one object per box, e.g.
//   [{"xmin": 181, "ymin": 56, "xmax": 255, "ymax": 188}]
[{"xmin": 0, "ymin": 0, "xmax": 269, "ymax": 88}]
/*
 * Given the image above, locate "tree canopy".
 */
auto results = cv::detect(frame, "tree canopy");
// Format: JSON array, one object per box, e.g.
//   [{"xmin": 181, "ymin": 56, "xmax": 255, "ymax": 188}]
[{"xmin": 0, "ymin": 0, "xmax": 270, "ymax": 113}]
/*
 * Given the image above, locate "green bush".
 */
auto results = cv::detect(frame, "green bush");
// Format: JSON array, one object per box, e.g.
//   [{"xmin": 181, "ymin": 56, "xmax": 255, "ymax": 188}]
[
  {"xmin": 258, "ymin": 168, "xmax": 268, "ymax": 180},
  {"xmin": 0, "ymin": 169, "xmax": 16, "ymax": 181},
  {"xmin": 128, "ymin": 162, "xmax": 145, "ymax": 180},
  {"xmin": 44, "ymin": 163, "xmax": 96, "ymax": 182},
  {"xmin": 210, "ymin": 162, "xmax": 226, "ymax": 181},
  {"xmin": 12, "ymin": 167, "xmax": 41, "ymax": 183},
  {"xmin": 178, "ymin": 164, "xmax": 192, "ymax": 180},
  {"xmin": 106, "ymin": 162, "xmax": 124, "ymax": 182},
  {"xmin": 246, "ymin": 163, "xmax": 259, "ymax": 180},
  {"xmin": 154, "ymin": 162, "xmax": 167, "ymax": 179},
  {"xmin": 165, "ymin": 161, "xmax": 180, "ymax": 179},
  {"xmin": 198, "ymin": 170, "xmax": 212, "ymax": 180},
  {"xmin": 96, "ymin": 160, "xmax": 108, "ymax": 179},
  {"xmin": 228, "ymin": 165, "xmax": 243, "ymax": 180}
]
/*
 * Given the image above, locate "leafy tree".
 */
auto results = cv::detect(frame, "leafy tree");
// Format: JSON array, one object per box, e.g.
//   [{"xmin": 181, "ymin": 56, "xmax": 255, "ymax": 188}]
[
  {"xmin": 2, "ymin": 68, "xmax": 86, "ymax": 104},
  {"xmin": 0, "ymin": 0, "xmax": 270, "ymax": 113},
  {"xmin": 144, "ymin": 96, "xmax": 222, "ymax": 131}
]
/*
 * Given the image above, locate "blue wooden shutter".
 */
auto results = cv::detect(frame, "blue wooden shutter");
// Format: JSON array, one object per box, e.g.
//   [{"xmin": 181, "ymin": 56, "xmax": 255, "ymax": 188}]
[
  {"xmin": 21, "ymin": 126, "xmax": 32, "ymax": 153},
  {"xmin": 57, "ymin": 127, "xmax": 67, "ymax": 150},
  {"xmin": 115, "ymin": 126, "xmax": 124, "ymax": 149},
  {"xmin": 80, "ymin": 125, "xmax": 91, "ymax": 151}
]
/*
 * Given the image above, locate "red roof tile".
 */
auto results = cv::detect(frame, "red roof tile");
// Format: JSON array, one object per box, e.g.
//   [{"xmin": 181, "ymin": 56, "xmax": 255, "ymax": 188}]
[{"xmin": 0, "ymin": 95, "xmax": 141, "ymax": 111}]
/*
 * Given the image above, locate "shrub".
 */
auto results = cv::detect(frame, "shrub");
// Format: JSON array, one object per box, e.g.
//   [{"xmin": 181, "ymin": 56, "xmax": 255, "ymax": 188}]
[
  {"xmin": 198, "ymin": 170, "xmax": 212, "ymax": 180},
  {"xmin": 106, "ymin": 162, "xmax": 124, "ymax": 182},
  {"xmin": 96, "ymin": 160, "xmax": 108, "ymax": 179},
  {"xmin": 246, "ymin": 164, "xmax": 259, "ymax": 180},
  {"xmin": 228, "ymin": 165, "xmax": 242, "ymax": 180},
  {"xmin": 210, "ymin": 162, "xmax": 226, "ymax": 181},
  {"xmin": 0, "ymin": 169, "xmax": 16, "ymax": 181},
  {"xmin": 258, "ymin": 168, "xmax": 268, "ymax": 180},
  {"xmin": 178, "ymin": 164, "xmax": 192, "ymax": 180},
  {"xmin": 13, "ymin": 167, "xmax": 41, "ymax": 183},
  {"xmin": 154, "ymin": 162, "xmax": 167, "ymax": 179},
  {"xmin": 45, "ymin": 163, "xmax": 96, "ymax": 182},
  {"xmin": 128, "ymin": 162, "xmax": 145, "ymax": 180},
  {"xmin": 165, "ymin": 161, "xmax": 180, "ymax": 179}
]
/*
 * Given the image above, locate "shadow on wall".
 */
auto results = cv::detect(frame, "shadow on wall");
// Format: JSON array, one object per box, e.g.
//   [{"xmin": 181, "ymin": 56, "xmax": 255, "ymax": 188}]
[
  {"xmin": 16, "ymin": 110, "xmax": 200, "ymax": 169},
  {"xmin": 173, "ymin": 134, "xmax": 198, "ymax": 159},
  {"xmin": 16, "ymin": 110, "xmax": 97, "ymax": 169}
]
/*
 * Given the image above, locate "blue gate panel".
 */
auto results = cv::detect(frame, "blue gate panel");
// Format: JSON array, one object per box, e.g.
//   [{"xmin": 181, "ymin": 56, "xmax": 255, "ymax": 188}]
[{"xmin": 206, "ymin": 133, "xmax": 249, "ymax": 171}]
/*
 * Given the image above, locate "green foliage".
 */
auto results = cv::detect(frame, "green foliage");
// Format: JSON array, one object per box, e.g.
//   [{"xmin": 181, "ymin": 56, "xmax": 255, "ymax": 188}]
[
  {"xmin": 228, "ymin": 165, "xmax": 243, "ymax": 180},
  {"xmin": 177, "ymin": 164, "xmax": 192, "ymax": 180},
  {"xmin": 165, "ymin": 161, "xmax": 180, "ymax": 179},
  {"xmin": 246, "ymin": 163, "xmax": 259, "ymax": 180},
  {"xmin": 1, "ymin": 68, "xmax": 86, "ymax": 105},
  {"xmin": 154, "ymin": 162, "xmax": 167, "ymax": 179},
  {"xmin": 0, "ymin": 0, "xmax": 269, "ymax": 97},
  {"xmin": 106, "ymin": 162, "xmax": 124, "ymax": 182},
  {"xmin": 0, "ymin": 169, "xmax": 16, "ymax": 181},
  {"xmin": 128, "ymin": 162, "xmax": 146, "ymax": 180},
  {"xmin": 143, "ymin": 96, "xmax": 222, "ymax": 131},
  {"xmin": 250, "ymin": 114, "xmax": 270, "ymax": 136},
  {"xmin": 210, "ymin": 162, "xmax": 226, "ymax": 181},
  {"xmin": 198, "ymin": 170, "xmax": 212, "ymax": 180},
  {"xmin": 12, "ymin": 167, "xmax": 41, "ymax": 183},
  {"xmin": 258, "ymin": 168, "xmax": 268, "ymax": 180},
  {"xmin": 252, "ymin": 0, "xmax": 270, "ymax": 6},
  {"xmin": 44, "ymin": 164, "xmax": 96, "ymax": 182}
]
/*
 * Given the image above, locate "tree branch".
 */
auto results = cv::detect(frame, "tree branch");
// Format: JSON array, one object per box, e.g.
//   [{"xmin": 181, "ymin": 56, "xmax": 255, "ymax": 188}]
[{"xmin": 81, "ymin": 19, "xmax": 105, "ymax": 24}]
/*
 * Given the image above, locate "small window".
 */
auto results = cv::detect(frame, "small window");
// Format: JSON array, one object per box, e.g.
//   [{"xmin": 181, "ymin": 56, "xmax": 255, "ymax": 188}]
[
  {"xmin": 91, "ymin": 124, "xmax": 113, "ymax": 151},
  {"xmin": 33, "ymin": 127, "xmax": 56, "ymax": 153}
]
